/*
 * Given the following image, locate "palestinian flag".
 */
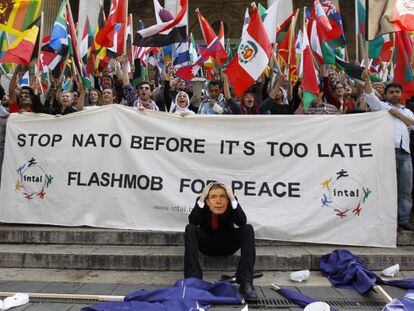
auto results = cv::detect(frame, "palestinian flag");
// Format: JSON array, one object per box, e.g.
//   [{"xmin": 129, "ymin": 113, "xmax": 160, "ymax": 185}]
[
  {"xmin": 335, "ymin": 56, "xmax": 381, "ymax": 82},
  {"xmin": 367, "ymin": 0, "xmax": 414, "ymax": 40}
]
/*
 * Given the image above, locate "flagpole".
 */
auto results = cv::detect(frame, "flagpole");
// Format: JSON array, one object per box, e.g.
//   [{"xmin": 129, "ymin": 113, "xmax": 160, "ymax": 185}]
[
  {"xmin": 129, "ymin": 14, "xmax": 133, "ymax": 61},
  {"xmin": 66, "ymin": 0, "xmax": 81, "ymax": 68},
  {"xmin": 287, "ymin": 9, "xmax": 299, "ymax": 81},
  {"xmin": 364, "ymin": 0, "xmax": 369, "ymax": 71},
  {"xmin": 355, "ymin": 0, "xmax": 359, "ymax": 63},
  {"xmin": 35, "ymin": 11, "xmax": 45, "ymax": 95},
  {"xmin": 124, "ymin": 0, "xmax": 129, "ymax": 55}
]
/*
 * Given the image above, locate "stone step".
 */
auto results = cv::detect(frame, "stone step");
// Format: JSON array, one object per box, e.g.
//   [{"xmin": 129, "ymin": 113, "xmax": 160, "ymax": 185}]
[
  {"xmin": 0, "ymin": 224, "xmax": 413, "ymax": 246},
  {"xmin": 0, "ymin": 243, "xmax": 413, "ymax": 271}
]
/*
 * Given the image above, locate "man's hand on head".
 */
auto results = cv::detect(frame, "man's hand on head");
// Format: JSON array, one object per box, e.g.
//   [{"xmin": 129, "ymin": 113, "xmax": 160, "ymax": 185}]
[
  {"xmin": 220, "ymin": 183, "xmax": 238, "ymax": 209},
  {"xmin": 198, "ymin": 182, "xmax": 216, "ymax": 207}
]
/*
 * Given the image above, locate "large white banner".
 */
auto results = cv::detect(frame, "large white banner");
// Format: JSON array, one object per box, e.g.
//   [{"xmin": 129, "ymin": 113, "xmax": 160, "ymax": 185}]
[{"xmin": 0, "ymin": 105, "xmax": 397, "ymax": 247}]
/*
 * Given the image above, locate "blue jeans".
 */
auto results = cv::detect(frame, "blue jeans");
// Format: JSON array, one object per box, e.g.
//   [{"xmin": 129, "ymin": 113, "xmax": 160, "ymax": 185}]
[{"xmin": 396, "ymin": 151, "xmax": 413, "ymax": 224}]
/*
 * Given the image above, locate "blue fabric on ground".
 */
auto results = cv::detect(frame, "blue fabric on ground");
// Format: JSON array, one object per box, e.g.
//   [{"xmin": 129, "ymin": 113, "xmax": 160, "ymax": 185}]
[
  {"xmin": 82, "ymin": 278, "xmax": 242, "ymax": 311},
  {"xmin": 382, "ymin": 290, "xmax": 414, "ymax": 310},
  {"xmin": 320, "ymin": 249, "xmax": 414, "ymax": 294},
  {"xmin": 276, "ymin": 287, "xmax": 338, "ymax": 311}
]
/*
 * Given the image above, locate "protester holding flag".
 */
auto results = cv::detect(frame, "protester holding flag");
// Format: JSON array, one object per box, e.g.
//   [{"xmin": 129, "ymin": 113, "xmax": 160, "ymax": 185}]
[
  {"xmin": 363, "ymin": 69, "xmax": 414, "ymax": 231},
  {"xmin": 322, "ymin": 67, "xmax": 357, "ymax": 113},
  {"xmin": 198, "ymin": 80, "xmax": 232, "ymax": 115},
  {"xmin": 8, "ymin": 66, "xmax": 45, "ymax": 113},
  {"xmin": 259, "ymin": 75, "xmax": 298, "ymax": 114}
]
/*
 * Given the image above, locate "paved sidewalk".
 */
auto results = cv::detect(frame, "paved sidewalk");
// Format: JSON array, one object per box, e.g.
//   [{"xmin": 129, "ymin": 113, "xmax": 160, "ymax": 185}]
[{"xmin": 0, "ymin": 279, "xmax": 406, "ymax": 310}]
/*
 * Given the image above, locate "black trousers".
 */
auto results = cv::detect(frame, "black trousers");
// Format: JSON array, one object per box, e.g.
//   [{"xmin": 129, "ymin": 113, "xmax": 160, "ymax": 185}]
[{"xmin": 184, "ymin": 224, "xmax": 256, "ymax": 283}]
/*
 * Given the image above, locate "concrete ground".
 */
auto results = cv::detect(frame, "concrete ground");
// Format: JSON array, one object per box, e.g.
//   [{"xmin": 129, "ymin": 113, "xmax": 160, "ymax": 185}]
[{"xmin": 0, "ymin": 269, "xmax": 411, "ymax": 310}]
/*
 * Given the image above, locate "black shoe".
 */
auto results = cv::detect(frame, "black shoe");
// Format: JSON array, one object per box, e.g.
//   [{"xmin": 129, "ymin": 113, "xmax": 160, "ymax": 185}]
[
  {"xmin": 239, "ymin": 281, "xmax": 259, "ymax": 301},
  {"xmin": 398, "ymin": 223, "xmax": 414, "ymax": 231}
]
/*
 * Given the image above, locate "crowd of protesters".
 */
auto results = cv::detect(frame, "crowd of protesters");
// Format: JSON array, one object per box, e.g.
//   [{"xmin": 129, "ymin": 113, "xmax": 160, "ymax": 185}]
[{"xmin": 1, "ymin": 56, "xmax": 414, "ymax": 231}]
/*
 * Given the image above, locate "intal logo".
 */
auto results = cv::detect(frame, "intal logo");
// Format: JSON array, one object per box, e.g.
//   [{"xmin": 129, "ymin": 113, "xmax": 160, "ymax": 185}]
[
  {"xmin": 320, "ymin": 169, "xmax": 371, "ymax": 219},
  {"xmin": 15, "ymin": 157, "xmax": 53, "ymax": 201}
]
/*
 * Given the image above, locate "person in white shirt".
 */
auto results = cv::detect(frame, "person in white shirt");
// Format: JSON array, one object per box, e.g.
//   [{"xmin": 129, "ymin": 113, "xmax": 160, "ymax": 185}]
[{"xmin": 363, "ymin": 70, "xmax": 414, "ymax": 231}]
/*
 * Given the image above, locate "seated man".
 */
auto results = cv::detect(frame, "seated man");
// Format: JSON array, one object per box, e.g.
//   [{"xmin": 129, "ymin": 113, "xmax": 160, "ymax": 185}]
[{"xmin": 184, "ymin": 182, "xmax": 258, "ymax": 301}]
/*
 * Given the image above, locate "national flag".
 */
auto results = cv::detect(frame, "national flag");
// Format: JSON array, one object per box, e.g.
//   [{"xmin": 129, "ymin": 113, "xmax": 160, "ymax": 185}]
[
  {"xmin": 300, "ymin": 22, "xmax": 319, "ymax": 110},
  {"xmin": 357, "ymin": 0, "xmax": 366, "ymax": 38},
  {"xmin": 80, "ymin": 17, "xmax": 93, "ymax": 65},
  {"xmin": 197, "ymin": 9, "xmax": 217, "ymax": 46},
  {"xmin": 95, "ymin": 0, "xmax": 127, "ymax": 47},
  {"xmin": 277, "ymin": 11, "xmax": 297, "ymax": 68},
  {"xmin": 173, "ymin": 42, "xmax": 190, "ymax": 67},
  {"xmin": 242, "ymin": 8, "xmax": 250, "ymax": 35},
  {"xmin": 189, "ymin": 32, "xmax": 198, "ymax": 64},
  {"xmin": 367, "ymin": 0, "xmax": 414, "ymax": 40},
  {"xmin": 49, "ymin": 0, "xmax": 68, "ymax": 52},
  {"xmin": 0, "ymin": 31, "xmax": 9, "ymax": 59},
  {"xmin": 134, "ymin": 0, "xmax": 187, "ymax": 47},
  {"xmin": 393, "ymin": 31, "xmax": 414, "ymax": 102},
  {"xmin": 199, "ymin": 37, "xmax": 228, "ymax": 66},
  {"xmin": 226, "ymin": 8, "xmax": 272, "ymax": 97},
  {"xmin": 335, "ymin": 56, "xmax": 381, "ymax": 82},
  {"xmin": 176, "ymin": 57, "xmax": 203, "ymax": 81},
  {"xmin": 309, "ymin": 18, "xmax": 323, "ymax": 64},
  {"xmin": 0, "ymin": 0, "xmax": 41, "ymax": 38},
  {"xmin": 19, "ymin": 71, "xmax": 30, "ymax": 87},
  {"xmin": 262, "ymin": 0, "xmax": 280, "ymax": 43},
  {"xmin": 320, "ymin": 0, "xmax": 345, "ymax": 46},
  {"xmin": 0, "ymin": 19, "xmax": 39, "ymax": 65},
  {"xmin": 276, "ymin": 12, "xmax": 295, "ymax": 44},
  {"xmin": 66, "ymin": 1, "xmax": 82, "ymax": 73},
  {"xmin": 218, "ymin": 21, "xmax": 225, "ymax": 48},
  {"xmin": 314, "ymin": 0, "xmax": 332, "ymax": 33}
]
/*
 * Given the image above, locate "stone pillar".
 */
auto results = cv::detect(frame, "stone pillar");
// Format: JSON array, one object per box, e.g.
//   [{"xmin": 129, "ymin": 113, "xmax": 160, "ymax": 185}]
[
  {"xmin": 77, "ymin": 0, "xmax": 101, "ymax": 46},
  {"xmin": 268, "ymin": 0, "xmax": 293, "ymax": 26},
  {"xmin": 42, "ymin": 0, "xmax": 61, "ymax": 35}
]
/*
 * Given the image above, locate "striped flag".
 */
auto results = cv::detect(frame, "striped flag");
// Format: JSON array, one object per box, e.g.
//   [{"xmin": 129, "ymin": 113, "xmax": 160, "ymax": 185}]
[
  {"xmin": 0, "ymin": 18, "xmax": 39, "ymax": 65},
  {"xmin": 0, "ymin": 0, "xmax": 41, "ymax": 37},
  {"xmin": 300, "ymin": 22, "xmax": 319, "ymax": 110},
  {"xmin": 226, "ymin": 7, "xmax": 272, "ymax": 97},
  {"xmin": 134, "ymin": 0, "xmax": 187, "ymax": 47}
]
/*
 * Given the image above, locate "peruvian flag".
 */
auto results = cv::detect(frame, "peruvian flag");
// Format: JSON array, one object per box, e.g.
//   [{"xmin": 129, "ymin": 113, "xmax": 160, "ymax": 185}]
[
  {"xmin": 226, "ymin": 8, "xmax": 272, "ymax": 98},
  {"xmin": 300, "ymin": 22, "xmax": 319, "ymax": 110}
]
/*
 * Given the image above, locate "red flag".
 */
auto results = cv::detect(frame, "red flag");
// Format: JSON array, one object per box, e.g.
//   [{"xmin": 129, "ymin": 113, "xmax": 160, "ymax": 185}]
[
  {"xmin": 95, "ymin": 0, "xmax": 127, "ymax": 47},
  {"xmin": 394, "ymin": 31, "xmax": 414, "ymax": 102},
  {"xmin": 300, "ymin": 22, "xmax": 320, "ymax": 109},
  {"xmin": 226, "ymin": 8, "xmax": 271, "ymax": 97},
  {"xmin": 197, "ymin": 9, "xmax": 217, "ymax": 46}
]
